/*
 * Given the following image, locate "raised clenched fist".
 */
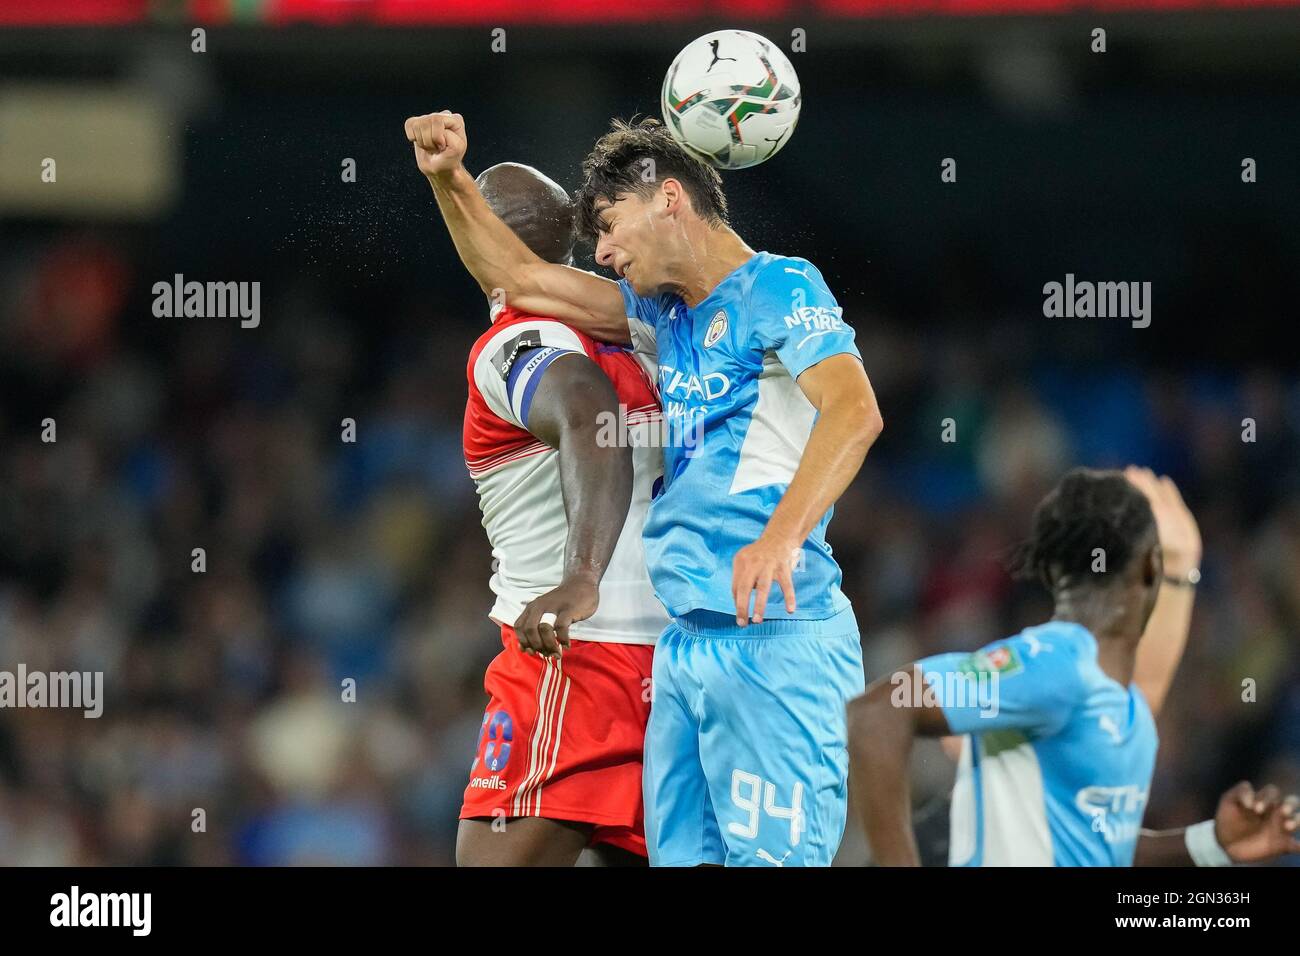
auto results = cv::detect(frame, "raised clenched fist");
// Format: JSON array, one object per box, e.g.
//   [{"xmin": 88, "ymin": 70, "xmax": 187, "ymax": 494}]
[{"xmin": 404, "ymin": 110, "xmax": 467, "ymax": 179}]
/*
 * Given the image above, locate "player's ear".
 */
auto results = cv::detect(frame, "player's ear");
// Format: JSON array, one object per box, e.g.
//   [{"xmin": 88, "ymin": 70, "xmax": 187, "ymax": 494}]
[{"xmin": 660, "ymin": 177, "xmax": 684, "ymax": 214}]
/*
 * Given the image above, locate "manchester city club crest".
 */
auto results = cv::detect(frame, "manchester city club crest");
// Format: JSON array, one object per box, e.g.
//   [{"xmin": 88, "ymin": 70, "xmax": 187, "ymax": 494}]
[{"xmin": 704, "ymin": 309, "xmax": 728, "ymax": 348}]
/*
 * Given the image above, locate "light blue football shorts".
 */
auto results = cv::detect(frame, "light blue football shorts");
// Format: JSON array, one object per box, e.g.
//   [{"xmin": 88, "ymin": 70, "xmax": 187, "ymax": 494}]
[{"xmin": 643, "ymin": 604, "xmax": 865, "ymax": 867}]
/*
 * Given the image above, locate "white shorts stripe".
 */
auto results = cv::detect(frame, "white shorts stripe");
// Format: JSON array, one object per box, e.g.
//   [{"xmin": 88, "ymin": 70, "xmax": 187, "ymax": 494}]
[
  {"xmin": 524, "ymin": 660, "xmax": 563, "ymax": 815},
  {"xmin": 524, "ymin": 661, "xmax": 560, "ymax": 816},
  {"xmin": 533, "ymin": 672, "xmax": 572, "ymax": 815},
  {"xmin": 512, "ymin": 660, "xmax": 556, "ymax": 816},
  {"xmin": 529, "ymin": 660, "xmax": 565, "ymax": 815},
  {"xmin": 517, "ymin": 658, "xmax": 567, "ymax": 816}
]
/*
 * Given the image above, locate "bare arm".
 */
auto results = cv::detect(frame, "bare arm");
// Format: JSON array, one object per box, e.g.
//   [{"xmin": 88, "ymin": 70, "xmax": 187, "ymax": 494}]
[
  {"xmin": 1125, "ymin": 467, "xmax": 1202, "ymax": 717},
  {"xmin": 848, "ymin": 665, "xmax": 952, "ymax": 866},
  {"xmin": 1132, "ymin": 583, "xmax": 1195, "ymax": 718},
  {"xmin": 731, "ymin": 353, "xmax": 883, "ymax": 623},
  {"xmin": 511, "ymin": 352, "xmax": 634, "ymax": 657},
  {"xmin": 1135, "ymin": 782, "xmax": 1300, "ymax": 866},
  {"xmin": 405, "ymin": 111, "xmax": 630, "ymax": 343},
  {"xmin": 1132, "ymin": 828, "xmax": 1196, "ymax": 866}
]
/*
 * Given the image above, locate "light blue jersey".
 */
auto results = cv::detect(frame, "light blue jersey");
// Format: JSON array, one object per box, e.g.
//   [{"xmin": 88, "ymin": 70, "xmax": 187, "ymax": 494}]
[
  {"xmin": 619, "ymin": 251, "xmax": 861, "ymax": 619},
  {"xmin": 919, "ymin": 621, "xmax": 1159, "ymax": 866},
  {"xmin": 621, "ymin": 252, "xmax": 867, "ymax": 866}
]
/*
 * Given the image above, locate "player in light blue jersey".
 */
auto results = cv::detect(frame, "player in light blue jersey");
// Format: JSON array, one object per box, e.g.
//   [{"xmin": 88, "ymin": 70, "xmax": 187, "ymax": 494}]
[
  {"xmin": 850, "ymin": 467, "xmax": 1300, "ymax": 866},
  {"xmin": 407, "ymin": 111, "xmax": 883, "ymax": 865}
]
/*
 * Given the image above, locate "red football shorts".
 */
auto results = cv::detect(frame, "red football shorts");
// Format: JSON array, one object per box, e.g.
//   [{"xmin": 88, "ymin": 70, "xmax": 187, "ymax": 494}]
[{"xmin": 460, "ymin": 625, "xmax": 655, "ymax": 856}]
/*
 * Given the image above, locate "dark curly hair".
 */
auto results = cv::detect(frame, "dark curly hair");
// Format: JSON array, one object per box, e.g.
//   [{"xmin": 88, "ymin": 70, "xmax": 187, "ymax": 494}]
[
  {"xmin": 572, "ymin": 117, "xmax": 728, "ymax": 244},
  {"xmin": 1014, "ymin": 468, "xmax": 1157, "ymax": 592}
]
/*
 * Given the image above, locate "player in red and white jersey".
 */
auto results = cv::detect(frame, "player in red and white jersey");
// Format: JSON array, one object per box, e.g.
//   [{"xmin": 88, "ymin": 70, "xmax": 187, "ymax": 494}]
[{"xmin": 452, "ymin": 162, "xmax": 667, "ymax": 865}]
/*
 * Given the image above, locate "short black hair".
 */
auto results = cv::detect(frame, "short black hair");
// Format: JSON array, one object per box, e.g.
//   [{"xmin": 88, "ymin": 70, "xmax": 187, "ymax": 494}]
[
  {"xmin": 476, "ymin": 162, "xmax": 574, "ymax": 265},
  {"xmin": 572, "ymin": 117, "xmax": 728, "ymax": 243},
  {"xmin": 1014, "ymin": 468, "xmax": 1156, "ymax": 592}
]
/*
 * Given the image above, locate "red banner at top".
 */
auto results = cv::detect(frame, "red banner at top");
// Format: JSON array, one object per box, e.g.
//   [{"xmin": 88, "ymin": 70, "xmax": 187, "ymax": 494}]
[{"xmin": 3, "ymin": 0, "xmax": 1297, "ymax": 26}]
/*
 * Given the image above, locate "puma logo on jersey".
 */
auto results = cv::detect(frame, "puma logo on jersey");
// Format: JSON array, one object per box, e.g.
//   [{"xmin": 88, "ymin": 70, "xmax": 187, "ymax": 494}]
[
  {"xmin": 1024, "ymin": 634, "xmax": 1051, "ymax": 658},
  {"xmin": 1098, "ymin": 715, "xmax": 1123, "ymax": 744},
  {"xmin": 756, "ymin": 848, "xmax": 792, "ymax": 866}
]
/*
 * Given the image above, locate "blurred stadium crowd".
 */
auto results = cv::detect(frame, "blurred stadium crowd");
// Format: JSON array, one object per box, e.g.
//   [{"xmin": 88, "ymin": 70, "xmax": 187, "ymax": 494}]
[{"xmin": 2, "ymin": 227, "xmax": 1296, "ymax": 866}]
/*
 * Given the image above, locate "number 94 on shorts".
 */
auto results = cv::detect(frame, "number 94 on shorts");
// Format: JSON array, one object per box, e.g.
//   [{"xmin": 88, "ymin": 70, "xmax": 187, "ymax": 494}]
[{"xmin": 641, "ymin": 607, "xmax": 865, "ymax": 867}]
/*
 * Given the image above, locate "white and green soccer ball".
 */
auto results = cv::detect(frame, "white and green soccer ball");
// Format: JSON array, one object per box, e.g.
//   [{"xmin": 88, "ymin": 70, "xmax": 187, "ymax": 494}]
[{"xmin": 661, "ymin": 29, "xmax": 802, "ymax": 171}]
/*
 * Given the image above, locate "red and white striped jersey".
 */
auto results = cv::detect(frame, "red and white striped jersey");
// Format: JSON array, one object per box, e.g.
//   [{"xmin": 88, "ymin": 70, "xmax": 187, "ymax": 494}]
[{"xmin": 464, "ymin": 305, "xmax": 666, "ymax": 644}]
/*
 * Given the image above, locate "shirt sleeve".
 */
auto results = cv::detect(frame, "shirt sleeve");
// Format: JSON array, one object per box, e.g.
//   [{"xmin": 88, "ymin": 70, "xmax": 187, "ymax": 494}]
[
  {"xmin": 618, "ymin": 278, "xmax": 673, "ymax": 365},
  {"xmin": 917, "ymin": 633, "xmax": 1085, "ymax": 738},
  {"xmin": 474, "ymin": 321, "xmax": 587, "ymax": 429},
  {"xmin": 748, "ymin": 258, "xmax": 860, "ymax": 380}
]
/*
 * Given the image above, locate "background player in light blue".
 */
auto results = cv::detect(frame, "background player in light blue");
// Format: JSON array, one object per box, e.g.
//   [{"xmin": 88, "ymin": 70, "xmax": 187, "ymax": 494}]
[
  {"xmin": 408, "ymin": 111, "xmax": 883, "ymax": 865},
  {"xmin": 850, "ymin": 466, "xmax": 1300, "ymax": 866}
]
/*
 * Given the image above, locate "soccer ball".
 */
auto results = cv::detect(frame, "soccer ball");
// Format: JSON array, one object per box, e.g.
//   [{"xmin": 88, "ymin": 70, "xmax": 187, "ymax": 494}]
[{"xmin": 661, "ymin": 30, "xmax": 801, "ymax": 171}]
